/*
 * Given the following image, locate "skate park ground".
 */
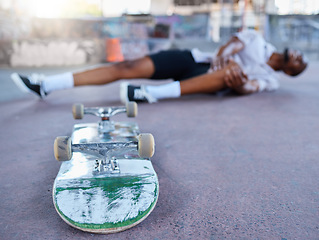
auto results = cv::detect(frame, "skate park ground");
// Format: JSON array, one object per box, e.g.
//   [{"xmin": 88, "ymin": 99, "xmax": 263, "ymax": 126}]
[{"xmin": 0, "ymin": 61, "xmax": 318, "ymax": 239}]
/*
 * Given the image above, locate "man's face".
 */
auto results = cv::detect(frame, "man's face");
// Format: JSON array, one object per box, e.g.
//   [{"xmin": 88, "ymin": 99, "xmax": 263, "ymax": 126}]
[{"xmin": 283, "ymin": 49, "xmax": 307, "ymax": 76}]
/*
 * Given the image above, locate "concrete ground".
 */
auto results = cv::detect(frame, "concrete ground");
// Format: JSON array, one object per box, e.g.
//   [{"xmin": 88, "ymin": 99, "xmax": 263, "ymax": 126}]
[{"xmin": 0, "ymin": 62, "xmax": 318, "ymax": 240}]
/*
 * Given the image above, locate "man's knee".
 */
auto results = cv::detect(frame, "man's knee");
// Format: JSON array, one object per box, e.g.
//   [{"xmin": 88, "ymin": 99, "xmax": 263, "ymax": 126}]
[
  {"xmin": 112, "ymin": 57, "xmax": 154, "ymax": 78},
  {"xmin": 115, "ymin": 57, "xmax": 153, "ymax": 70},
  {"xmin": 114, "ymin": 60, "xmax": 139, "ymax": 71}
]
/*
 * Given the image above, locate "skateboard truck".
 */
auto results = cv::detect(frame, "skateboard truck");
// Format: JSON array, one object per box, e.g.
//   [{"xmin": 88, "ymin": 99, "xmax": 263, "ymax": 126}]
[
  {"xmin": 54, "ymin": 133, "xmax": 155, "ymax": 173},
  {"xmin": 72, "ymin": 102, "xmax": 138, "ymax": 133}
]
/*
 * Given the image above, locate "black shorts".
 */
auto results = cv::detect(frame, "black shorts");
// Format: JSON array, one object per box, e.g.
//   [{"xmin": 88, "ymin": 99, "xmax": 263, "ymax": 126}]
[{"xmin": 149, "ymin": 50, "xmax": 210, "ymax": 81}]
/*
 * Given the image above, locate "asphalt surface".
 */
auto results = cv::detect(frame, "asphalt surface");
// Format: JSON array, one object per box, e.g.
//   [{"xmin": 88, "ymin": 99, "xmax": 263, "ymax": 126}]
[{"xmin": 0, "ymin": 62, "xmax": 318, "ymax": 239}]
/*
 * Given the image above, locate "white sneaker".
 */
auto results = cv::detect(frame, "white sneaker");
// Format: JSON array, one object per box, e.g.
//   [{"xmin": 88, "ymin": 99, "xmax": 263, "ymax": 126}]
[
  {"xmin": 120, "ymin": 82, "xmax": 157, "ymax": 104},
  {"xmin": 11, "ymin": 73, "xmax": 47, "ymax": 98}
]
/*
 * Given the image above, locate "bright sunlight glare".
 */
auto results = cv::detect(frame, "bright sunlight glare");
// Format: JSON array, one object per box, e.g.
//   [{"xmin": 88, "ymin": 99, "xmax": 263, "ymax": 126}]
[
  {"xmin": 27, "ymin": 0, "xmax": 65, "ymax": 18},
  {"xmin": 23, "ymin": 0, "xmax": 150, "ymax": 18}
]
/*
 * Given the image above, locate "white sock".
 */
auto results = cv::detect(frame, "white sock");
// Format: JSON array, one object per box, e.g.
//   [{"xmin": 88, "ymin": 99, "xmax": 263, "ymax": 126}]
[
  {"xmin": 42, "ymin": 72, "xmax": 74, "ymax": 93},
  {"xmin": 145, "ymin": 81, "xmax": 181, "ymax": 100}
]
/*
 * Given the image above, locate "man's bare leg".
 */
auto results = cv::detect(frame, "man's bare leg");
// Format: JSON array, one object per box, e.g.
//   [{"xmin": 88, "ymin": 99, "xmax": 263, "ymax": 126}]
[
  {"xmin": 73, "ymin": 57, "xmax": 155, "ymax": 86},
  {"xmin": 141, "ymin": 68, "xmax": 228, "ymax": 102},
  {"xmin": 180, "ymin": 69, "xmax": 227, "ymax": 95}
]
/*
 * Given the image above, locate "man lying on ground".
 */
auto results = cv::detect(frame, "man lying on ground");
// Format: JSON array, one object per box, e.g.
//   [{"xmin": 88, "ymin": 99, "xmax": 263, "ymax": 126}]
[{"xmin": 12, "ymin": 29, "xmax": 308, "ymax": 103}]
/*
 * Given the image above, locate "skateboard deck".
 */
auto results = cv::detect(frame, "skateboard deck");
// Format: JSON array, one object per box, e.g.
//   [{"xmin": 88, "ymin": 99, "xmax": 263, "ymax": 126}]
[{"xmin": 53, "ymin": 103, "xmax": 158, "ymax": 234}]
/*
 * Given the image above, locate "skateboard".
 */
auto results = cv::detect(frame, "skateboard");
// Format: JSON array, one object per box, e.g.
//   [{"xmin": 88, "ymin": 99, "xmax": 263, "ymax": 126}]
[{"xmin": 52, "ymin": 103, "xmax": 158, "ymax": 234}]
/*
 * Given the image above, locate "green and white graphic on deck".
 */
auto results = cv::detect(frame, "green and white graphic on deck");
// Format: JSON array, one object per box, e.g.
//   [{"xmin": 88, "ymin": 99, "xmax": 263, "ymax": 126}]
[{"xmin": 53, "ymin": 153, "xmax": 158, "ymax": 230}]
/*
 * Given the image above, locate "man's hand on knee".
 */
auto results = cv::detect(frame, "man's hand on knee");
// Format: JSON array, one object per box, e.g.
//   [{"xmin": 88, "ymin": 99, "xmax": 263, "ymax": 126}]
[
  {"xmin": 224, "ymin": 61, "xmax": 248, "ymax": 89},
  {"xmin": 223, "ymin": 61, "xmax": 259, "ymax": 95}
]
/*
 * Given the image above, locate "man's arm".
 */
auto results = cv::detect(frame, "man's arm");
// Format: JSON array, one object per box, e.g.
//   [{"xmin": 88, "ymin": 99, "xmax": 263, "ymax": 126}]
[
  {"xmin": 210, "ymin": 36, "xmax": 245, "ymax": 71},
  {"xmin": 216, "ymin": 36, "xmax": 245, "ymax": 57}
]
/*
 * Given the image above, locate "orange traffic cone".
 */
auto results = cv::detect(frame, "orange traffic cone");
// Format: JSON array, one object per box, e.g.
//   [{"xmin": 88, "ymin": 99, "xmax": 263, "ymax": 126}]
[{"xmin": 106, "ymin": 38, "xmax": 124, "ymax": 62}]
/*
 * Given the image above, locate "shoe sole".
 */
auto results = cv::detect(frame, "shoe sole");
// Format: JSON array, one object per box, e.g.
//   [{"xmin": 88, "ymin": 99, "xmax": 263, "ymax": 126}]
[
  {"xmin": 120, "ymin": 82, "xmax": 129, "ymax": 104},
  {"xmin": 11, "ymin": 73, "xmax": 32, "ymax": 94}
]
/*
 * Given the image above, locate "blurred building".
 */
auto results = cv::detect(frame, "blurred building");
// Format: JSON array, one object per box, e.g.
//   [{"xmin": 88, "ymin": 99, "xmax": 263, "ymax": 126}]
[{"xmin": 0, "ymin": 0, "xmax": 318, "ymax": 67}]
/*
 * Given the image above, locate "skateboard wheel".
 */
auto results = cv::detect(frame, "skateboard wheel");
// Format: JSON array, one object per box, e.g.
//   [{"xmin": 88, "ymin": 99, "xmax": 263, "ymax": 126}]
[
  {"xmin": 54, "ymin": 136, "xmax": 72, "ymax": 161},
  {"xmin": 72, "ymin": 104, "xmax": 84, "ymax": 119},
  {"xmin": 126, "ymin": 101, "xmax": 138, "ymax": 118},
  {"xmin": 138, "ymin": 133, "xmax": 155, "ymax": 158}
]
